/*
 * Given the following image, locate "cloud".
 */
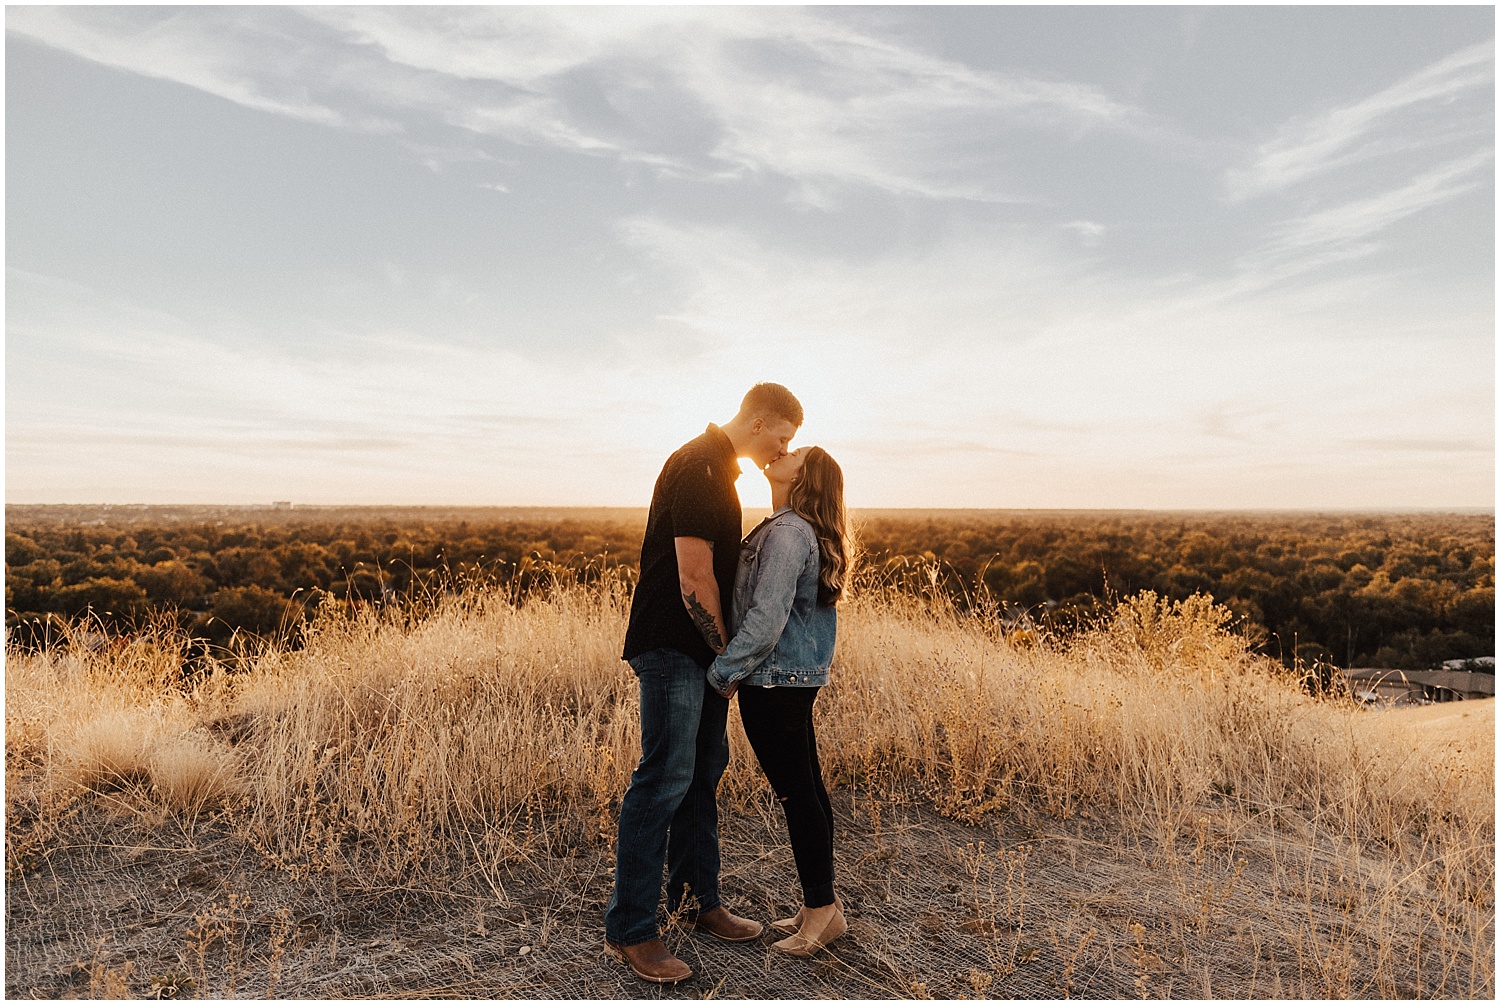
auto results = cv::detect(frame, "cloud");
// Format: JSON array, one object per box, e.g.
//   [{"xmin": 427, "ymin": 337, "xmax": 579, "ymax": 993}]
[
  {"xmin": 835, "ymin": 437, "xmax": 1041, "ymax": 460},
  {"xmin": 5, "ymin": 6, "xmax": 401, "ymax": 132},
  {"xmin": 9, "ymin": 202, "xmax": 1491, "ymax": 505},
  {"xmin": 1346, "ymin": 437, "xmax": 1494, "ymax": 455},
  {"xmin": 5, "ymin": 266, "xmax": 624, "ymax": 443},
  {"xmin": 307, "ymin": 6, "xmax": 1173, "ymax": 202},
  {"xmin": 6, "ymin": 263, "xmax": 847, "ymax": 501},
  {"xmin": 625, "ymin": 210, "xmax": 1483, "ymax": 432},
  {"xmin": 6, "ymin": 426, "xmax": 412, "ymax": 455},
  {"xmin": 8, "ymin": 6, "xmax": 1168, "ymax": 205},
  {"xmin": 1194, "ymin": 403, "xmax": 1283, "ymax": 443},
  {"xmin": 1226, "ymin": 41, "xmax": 1494, "ymax": 200},
  {"xmin": 7, "ymin": 11, "xmax": 1491, "ymax": 507},
  {"xmin": 1237, "ymin": 150, "xmax": 1492, "ymax": 283},
  {"xmin": 610, "ymin": 214, "xmax": 1491, "ymax": 505},
  {"xmin": 1062, "ymin": 220, "xmax": 1107, "ymax": 246}
]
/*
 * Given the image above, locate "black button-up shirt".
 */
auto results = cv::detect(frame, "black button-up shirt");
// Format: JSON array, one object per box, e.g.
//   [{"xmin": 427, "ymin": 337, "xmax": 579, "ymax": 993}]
[{"xmin": 623, "ymin": 424, "xmax": 743, "ymax": 668}]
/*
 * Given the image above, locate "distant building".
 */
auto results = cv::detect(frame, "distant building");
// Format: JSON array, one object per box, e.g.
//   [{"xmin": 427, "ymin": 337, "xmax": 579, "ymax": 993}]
[
  {"xmin": 1340, "ymin": 667, "xmax": 1496, "ymax": 705},
  {"xmin": 271, "ymin": 501, "xmax": 293, "ymax": 510},
  {"xmin": 1441, "ymin": 657, "xmax": 1495, "ymax": 672}
]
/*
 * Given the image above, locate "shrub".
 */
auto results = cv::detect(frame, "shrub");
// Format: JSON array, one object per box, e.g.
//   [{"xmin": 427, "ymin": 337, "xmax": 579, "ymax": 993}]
[
  {"xmin": 209, "ymin": 586, "xmax": 298, "ymax": 639},
  {"xmin": 149, "ymin": 736, "xmax": 243, "ymax": 810}
]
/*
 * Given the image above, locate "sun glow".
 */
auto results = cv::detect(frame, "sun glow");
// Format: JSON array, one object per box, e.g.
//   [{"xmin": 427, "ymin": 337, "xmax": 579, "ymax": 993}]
[{"xmin": 736, "ymin": 457, "xmax": 771, "ymax": 510}]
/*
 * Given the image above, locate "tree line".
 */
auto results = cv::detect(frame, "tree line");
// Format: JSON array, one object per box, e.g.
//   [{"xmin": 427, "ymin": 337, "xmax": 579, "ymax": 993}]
[
  {"xmin": 4, "ymin": 506, "xmax": 1493, "ymax": 670},
  {"xmin": 4, "ymin": 508, "xmax": 643, "ymax": 651},
  {"xmin": 855, "ymin": 509, "xmax": 1493, "ymax": 670}
]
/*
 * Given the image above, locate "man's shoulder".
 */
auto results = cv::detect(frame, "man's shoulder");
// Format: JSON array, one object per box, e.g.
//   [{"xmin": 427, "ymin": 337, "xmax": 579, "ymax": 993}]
[
  {"xmin": 660, "ymin": 431, "xmax": 712, "ymax": 469},
  {"xmin": 662, "ymin": 432, "xmax": 733, "ymax": 486}
]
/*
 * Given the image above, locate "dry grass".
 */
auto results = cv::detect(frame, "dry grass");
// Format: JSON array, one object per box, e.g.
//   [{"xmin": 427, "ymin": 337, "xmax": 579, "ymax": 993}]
[
  {"xmin": 147, "ymin": 736, "xmax": 245, "ymax": 812},
  {"xmin": 5, "ymin": 576, "xmax": 1493, "ymax": 998}
]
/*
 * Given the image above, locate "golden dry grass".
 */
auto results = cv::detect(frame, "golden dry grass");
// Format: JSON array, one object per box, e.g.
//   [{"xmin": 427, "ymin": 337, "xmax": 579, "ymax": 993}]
[{"xmin": 5, "ymin": 577, "xmax": 1493, "ymax": 997}]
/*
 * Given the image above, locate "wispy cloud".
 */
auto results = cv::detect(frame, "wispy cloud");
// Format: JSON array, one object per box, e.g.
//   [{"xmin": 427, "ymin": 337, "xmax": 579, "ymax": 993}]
[
  {"xmin": 308, "ymin": 6, "xmax": 1174, "ymax": 202},
  {"xmin": 8, "ymin": 6, "xmax": 1167, "ymax": 204},
  {"xmin": 615, "ymin": 216, "xmax": 1492, "ymax": 501},
  {"xmin": 4, "ymin": 7, "xmax": 402, "ymax": 132},
  {"xmin": 1346, "ymin": 437, "xmax": 1494, "ymax": 455},
  {"xmin": 1237, "ymin": 150, "xmax": 1492, "ymax": 283},
  {"xmin": 6, "ymin": 426, "xmax": 413, "ymax": 455},
  {"xmin": 7, "ymin": 9, "xmax": 1492, "ymax": 507},
  {"xmin": 1062, "ymin": 220, "xmax": 1107, "ymax": 246},
  {"xmin": 1226, "ymin": 41, "xmax": 1493, "ymax": 200}
]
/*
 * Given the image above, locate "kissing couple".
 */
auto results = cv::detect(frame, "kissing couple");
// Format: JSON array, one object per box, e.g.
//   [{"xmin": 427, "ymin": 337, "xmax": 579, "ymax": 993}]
[{"xmin": 604, "ymin": 382, "xmax": 852, "ymax": 984}]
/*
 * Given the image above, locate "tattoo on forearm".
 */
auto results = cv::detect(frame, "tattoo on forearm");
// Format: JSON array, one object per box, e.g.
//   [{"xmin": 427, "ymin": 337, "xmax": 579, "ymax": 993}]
[{"xmin": 683, "ymin": 590, "xmax": 725, "ymax": 651}]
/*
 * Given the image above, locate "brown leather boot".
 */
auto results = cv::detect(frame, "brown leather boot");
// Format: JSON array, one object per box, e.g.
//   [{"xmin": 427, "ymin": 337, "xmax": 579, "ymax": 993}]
[
  {"xmin": 685, "ymin": 905, "xmax": 764, "ymax": 942},
  {"xmin": 604, "ymin": 938, "xmax": 693, "ymax": 984}
]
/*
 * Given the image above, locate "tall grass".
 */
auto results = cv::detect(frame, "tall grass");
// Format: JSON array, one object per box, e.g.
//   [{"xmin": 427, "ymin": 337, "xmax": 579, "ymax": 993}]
[{"xmin": 6, "ymin": 573, "xmax": 1492, "ymax": 992}]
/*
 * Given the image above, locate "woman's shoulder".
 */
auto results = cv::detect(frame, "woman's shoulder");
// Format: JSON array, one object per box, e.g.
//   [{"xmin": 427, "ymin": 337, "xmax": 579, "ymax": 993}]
[{"xmin": 767, "ymin": 510, "xmax": 817, "ymax": 548}]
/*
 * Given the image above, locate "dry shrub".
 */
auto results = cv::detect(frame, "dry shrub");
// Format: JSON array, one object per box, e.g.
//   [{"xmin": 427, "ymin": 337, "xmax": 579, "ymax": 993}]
[
  {"xmin": 11, "ymin": 580, "xmax": 1490, "ymax": 862},
  {"xmin": 57, "ymin": 708, "xmax": 162, "ymax": 791},
  {"xmin": 228, "ymin": 579, "xmax": 640, "ymax": 873},
  {"xmin": 86, "ymin": 958, "xmax": 135, "ymax": 1000},
  {"xmin": 6, "ymin": 576, "xmax": 1492, "ymax": 984},
  {"xmin": 5, "ymin": 622, "xmax": 229, "ymax": 806},
  {"xmin": 177, "ymin": 576, "xmax": 1485, "ymax": 917},
  {"xmin": 149, "ymin": 735, "xmax": 244, "ymax": 810},
  {"xmin": 816, "ymin": 585, "xmax": 1492, "ymax": 997},
  {"xmin": 820, "ymin": 587, "xmax": 1493, "ymax": 849}
]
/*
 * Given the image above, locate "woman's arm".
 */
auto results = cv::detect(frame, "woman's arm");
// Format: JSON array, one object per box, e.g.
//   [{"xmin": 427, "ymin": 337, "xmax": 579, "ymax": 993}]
[{"xmin": 706, "ymin": 523, "xmax": 812, "ymax": 694}]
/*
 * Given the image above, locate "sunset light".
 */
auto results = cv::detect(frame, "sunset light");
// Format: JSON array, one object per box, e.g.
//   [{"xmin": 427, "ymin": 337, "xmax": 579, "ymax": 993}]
[
  {"xmin": 6, "ymin": 9, "xmax": 1492, "ymax": 999},
  {"xmin": 6, "ymin": 7, "xmax": 1492, "ymax": 509}
]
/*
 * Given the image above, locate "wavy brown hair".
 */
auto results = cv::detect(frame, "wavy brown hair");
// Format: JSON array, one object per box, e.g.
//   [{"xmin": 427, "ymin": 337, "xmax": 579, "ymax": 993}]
[{"xmin": 788, "ymin": 446, "xmax": 855, "ymax": 607}]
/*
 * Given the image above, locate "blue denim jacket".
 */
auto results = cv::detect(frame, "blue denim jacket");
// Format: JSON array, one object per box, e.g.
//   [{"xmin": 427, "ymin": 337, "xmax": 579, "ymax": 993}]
[{"xmin": 706, "ymin": 507, "xmax": 837, "ymax": 690}]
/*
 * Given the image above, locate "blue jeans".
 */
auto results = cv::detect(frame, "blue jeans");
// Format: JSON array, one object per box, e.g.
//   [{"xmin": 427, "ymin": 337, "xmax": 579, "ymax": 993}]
[{"xmin": 604, "ymin": 648, "xmax": 731, "ymax": 946}]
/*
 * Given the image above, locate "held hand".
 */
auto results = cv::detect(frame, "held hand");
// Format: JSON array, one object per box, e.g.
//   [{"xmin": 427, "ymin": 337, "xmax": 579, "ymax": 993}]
[{"xmin": 712, "ymin": 679, "xmax": 739, "ymax": 699}]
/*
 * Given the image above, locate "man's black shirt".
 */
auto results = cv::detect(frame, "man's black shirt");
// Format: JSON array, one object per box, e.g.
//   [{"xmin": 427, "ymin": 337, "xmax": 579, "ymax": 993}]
[{"xmin": 623, "ymin": 424, "xmax": 743, "ymax": 668}]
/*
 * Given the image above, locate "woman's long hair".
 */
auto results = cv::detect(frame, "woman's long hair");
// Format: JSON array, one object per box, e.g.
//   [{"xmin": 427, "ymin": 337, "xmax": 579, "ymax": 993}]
[{"xmin": 788, "ymin": 447, "xmax": 856, "ymax": 606}]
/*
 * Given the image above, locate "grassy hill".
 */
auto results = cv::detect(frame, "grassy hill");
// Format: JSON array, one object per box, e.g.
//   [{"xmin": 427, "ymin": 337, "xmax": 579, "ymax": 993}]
[{"xmin": 5, "ymin": 579, "xmax": 1492, "ymax": 998}]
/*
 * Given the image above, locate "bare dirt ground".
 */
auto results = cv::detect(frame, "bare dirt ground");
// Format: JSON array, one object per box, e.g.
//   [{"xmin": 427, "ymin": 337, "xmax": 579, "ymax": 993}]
[
  {"xmin": 1365, "ymin": 696, "xmax": 1493, "ymax": 744},
  {"xmin": 8, "ymin": 775, "xmax": 1487, "ymax": 1000}
]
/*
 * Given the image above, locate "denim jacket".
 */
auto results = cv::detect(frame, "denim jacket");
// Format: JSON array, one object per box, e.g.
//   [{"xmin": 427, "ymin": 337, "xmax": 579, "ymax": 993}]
[{"xmin": 706, "ymin": 507, "xmax": 837, "ymax": 690}]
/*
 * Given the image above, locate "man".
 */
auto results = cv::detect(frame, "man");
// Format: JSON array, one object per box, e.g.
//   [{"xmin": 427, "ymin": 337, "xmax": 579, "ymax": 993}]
[{"xmin": 604, "ymin": 383, "xmax": 804, "ymax": 984}]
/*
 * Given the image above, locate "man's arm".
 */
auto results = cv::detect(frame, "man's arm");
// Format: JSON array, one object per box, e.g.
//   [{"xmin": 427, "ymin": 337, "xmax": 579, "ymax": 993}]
[{"xmin": 675, "ymin": 536, "xmax": 728, "ymax": 654}]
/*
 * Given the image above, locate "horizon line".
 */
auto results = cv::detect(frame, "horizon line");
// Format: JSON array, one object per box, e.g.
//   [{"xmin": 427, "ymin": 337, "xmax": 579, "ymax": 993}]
[{"xmin": 6, "ymin": 502, "xmax": 1494, "ymax": 517}]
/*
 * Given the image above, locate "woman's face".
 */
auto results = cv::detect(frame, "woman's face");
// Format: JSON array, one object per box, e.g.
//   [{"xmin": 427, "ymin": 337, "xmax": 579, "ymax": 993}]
[{"xmin": 764, "ymin": 447, "xmax": 806, "ymax": 487}]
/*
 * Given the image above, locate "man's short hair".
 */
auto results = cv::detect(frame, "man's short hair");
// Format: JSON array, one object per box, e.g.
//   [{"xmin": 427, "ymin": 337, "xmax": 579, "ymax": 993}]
[{"xmin": 739, "ymin": 382, "xmax": 804, "ymax": 428}]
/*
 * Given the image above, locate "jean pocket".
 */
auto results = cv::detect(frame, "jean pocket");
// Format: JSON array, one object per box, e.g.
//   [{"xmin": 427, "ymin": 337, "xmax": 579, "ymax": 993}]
[
  {"xmin": 629, "ymin": 655, "xmax": 665, "ymax": 679},
  {"xmin": 630, "ymin": 649, "xmax": 693, "ymax": 681}
]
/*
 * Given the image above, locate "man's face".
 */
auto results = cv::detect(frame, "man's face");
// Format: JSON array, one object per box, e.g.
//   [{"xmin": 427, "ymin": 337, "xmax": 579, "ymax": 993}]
[{"xmin": 745, "ymin": 417, "xmax": 799, "ymax": 469}]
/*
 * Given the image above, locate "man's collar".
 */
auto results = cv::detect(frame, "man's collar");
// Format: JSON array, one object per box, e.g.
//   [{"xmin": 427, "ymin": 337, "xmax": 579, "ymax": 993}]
[{"xmin": 704, "ymin": 423, "xmax": 741, "ymax": 478}]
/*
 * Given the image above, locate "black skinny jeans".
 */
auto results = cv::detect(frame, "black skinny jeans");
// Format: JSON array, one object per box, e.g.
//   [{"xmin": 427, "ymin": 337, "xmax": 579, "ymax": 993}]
[{"xmin": 737, "ymin": 685, "xmax": 835, "ymax": 908}]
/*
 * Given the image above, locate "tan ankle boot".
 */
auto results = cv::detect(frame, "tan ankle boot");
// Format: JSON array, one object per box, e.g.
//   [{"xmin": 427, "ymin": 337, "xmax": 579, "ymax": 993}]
[
  {"xmin": 773, "ymin": 904, "xmax": 847, "ymax": 958},
  {"xmin": 769, "ymin": 908, "xmax": 805, "ymax": 935},
  {"xmin": 770, "ymin": 897, "xmax": 842, "ymax": 936}
]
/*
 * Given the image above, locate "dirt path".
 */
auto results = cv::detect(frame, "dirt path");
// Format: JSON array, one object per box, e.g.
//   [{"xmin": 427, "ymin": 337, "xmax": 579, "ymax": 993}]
[
  {"xmin": 1368, "ymin": 696, "xmax": 1493, "ymax": 738},
  {"xmin": 8, "ymin": 782, "xmax": 1489, "ymax": 1000},
  {"xmin": 1348, "ymin": 697, "xmax": 1493, "ymax": 778}
]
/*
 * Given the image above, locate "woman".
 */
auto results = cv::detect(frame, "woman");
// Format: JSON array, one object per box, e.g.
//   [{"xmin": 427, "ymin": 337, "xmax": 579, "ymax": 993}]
[{"xmin": 706, "ymin": 445, "xmax": 853, "ymax": 957}]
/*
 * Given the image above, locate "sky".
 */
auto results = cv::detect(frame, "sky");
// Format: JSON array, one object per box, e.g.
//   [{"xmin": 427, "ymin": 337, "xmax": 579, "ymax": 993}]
[{"xmin": 5, "ymin": 6, "xmax": 1495, "ymax": 510}]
